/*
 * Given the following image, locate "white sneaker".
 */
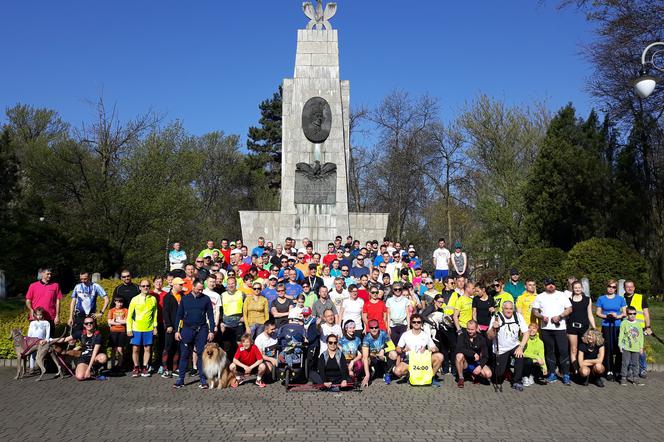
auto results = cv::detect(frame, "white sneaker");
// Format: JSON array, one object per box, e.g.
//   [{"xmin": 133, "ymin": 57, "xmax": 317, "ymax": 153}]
[{"xmin": 522, "ymin": 377, "xmax": 531, "ymax": 387}]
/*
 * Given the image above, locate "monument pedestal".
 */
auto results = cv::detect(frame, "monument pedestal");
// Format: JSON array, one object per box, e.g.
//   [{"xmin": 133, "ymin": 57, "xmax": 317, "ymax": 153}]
[{"xmin": 240, "ymin": 8, "xmax": 388, "ymax": 249}]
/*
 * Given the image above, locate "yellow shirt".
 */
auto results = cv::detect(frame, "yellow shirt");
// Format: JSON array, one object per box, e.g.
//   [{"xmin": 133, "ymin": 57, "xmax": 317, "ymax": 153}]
[
  {"xmin": 516, "ymin": 292, "xmax": 537, "ymax": 325},
  {"xmin": 494, "ymin": 291, "xmax": 514, "ymax": 313},
  {"xmin": 454, "ymin": 295, "xmax": 474, "ymax": 328},
  {"xmin": 243, "ymin": 295, "xmax": 269, "ymax": 327}
]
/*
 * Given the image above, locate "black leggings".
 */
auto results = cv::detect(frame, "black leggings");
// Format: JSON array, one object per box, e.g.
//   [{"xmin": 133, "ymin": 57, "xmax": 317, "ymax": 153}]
[
  {"xmin": 602, "ymin": 324, "xmax": 622, "ymax": 375},
  {"xmin": 494, "ymin": 346, "xmax": 524, "ymax": 384},
  {"xmin": 523, "ymin": 358, "xmax": 545, "ymax": 379},
  {"xmin": 161, "ymin": 332, "xmax": 179, "ymax": 371},
  {"xmin": 540, "ymin": 330, "xmax": 570, "ymax": 376}
]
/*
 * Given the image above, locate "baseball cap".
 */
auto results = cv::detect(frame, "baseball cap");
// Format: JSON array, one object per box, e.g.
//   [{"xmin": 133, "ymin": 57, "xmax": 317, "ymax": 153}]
[
  {"xmin": 424, "ymin": 277, "xmax": 433, "ymax": 284},
  {"xmin": 509, "ymin": 268, "xmax": 519, "ymax": 276},
  {"xmin": 543, "ymin": 277, "xmax": 555, "ymax": 286},
  {"xmin": 268, "ymin": 275, "xmax": 278, "ymax": 281},
  {"xmin": 172, "ymin": 277, "xmax": 185, "ymax": 285},
  {"xmin": 408, "ymin": 247, "xmax": 416, "ymax": 252},
  {"xmin": 231, "ymin": 248, "xmax": 242, "ymax": 255},
  {"xmin": 454, "ymin": 241, "xmax": 462, "ymax": 248},
  {"xmin": 367, "ymin": 319, "xmax": 380, "ymax": 328},
  {"xmin": 302, "ymin": 307, "xmax": 312, "ymax": 317}
]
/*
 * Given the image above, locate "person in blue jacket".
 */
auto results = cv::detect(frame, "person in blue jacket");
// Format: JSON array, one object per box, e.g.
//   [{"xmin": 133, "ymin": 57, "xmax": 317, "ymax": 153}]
[{"xmin": 173, "ymin": 280, "xmax": 215, "ymax": 389}]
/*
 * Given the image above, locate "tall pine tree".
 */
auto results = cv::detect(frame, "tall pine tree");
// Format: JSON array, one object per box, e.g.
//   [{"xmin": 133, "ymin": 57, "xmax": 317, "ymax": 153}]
[
  {"xmin": 246, "ymin": 86, "xmax": 282, "ymax": 208},
  {"xmin": 524, "ymin": 104, "xmax": 611, "ymax": 250}
]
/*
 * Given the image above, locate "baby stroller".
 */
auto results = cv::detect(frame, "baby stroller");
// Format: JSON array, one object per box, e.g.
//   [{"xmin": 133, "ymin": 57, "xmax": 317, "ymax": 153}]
[{"xmin": 275, "ymin": 319, "xmax": 309, "ymax": 387}]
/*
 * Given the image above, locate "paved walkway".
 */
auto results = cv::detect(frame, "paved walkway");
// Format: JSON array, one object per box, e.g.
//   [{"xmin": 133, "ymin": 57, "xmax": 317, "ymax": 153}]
[{"xmin": 1, "ymin": 368, "xmax": 662, "ymax": 441}]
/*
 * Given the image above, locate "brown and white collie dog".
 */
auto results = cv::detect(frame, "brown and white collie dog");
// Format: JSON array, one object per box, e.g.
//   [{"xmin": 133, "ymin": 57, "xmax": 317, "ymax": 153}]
[{"xmin": 201, "ymin": 343, "xmax": 233, "ymax": 389}]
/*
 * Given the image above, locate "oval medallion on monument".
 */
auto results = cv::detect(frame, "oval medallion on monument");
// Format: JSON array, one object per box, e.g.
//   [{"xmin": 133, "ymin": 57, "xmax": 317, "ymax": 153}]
[{"xmin": 302, "ymin": 97, "xmax": 332, "ymax": 143}]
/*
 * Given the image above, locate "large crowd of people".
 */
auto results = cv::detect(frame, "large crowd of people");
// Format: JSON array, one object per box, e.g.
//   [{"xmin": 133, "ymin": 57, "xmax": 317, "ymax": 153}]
[{"xmin": 23, "ymin": 236, "xmax": 652, "ymax": 391}]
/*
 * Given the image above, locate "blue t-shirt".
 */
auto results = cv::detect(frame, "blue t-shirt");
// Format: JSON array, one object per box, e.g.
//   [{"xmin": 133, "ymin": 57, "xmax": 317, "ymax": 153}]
[
  {"xmin": 262, "ymin": 288, "xmax": 278, "ymax": 308},
  {"xmin": 596, "ymin": 294, "xmax": 627, "ymax": 327},
  {"xmin": 285, "ymin": 282, "xmax": 303, "ymax": 299},
  {"xmin": 350, "ymin": 266, "xmax": 370, "ymax": 280},
  {"xmin": 362, "ymin": 331, "xmax": 391, "ymax": 356},
  {"xmin": 251, "ymin": 246, "xmax": 265, "ymax": 257},
  {"xmin": 339, "ymin": 335, "xmax": 362, "ymax": 360}
]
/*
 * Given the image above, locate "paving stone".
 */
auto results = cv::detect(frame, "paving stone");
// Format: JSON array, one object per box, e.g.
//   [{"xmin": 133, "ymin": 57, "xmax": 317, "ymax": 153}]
[{"xmin": 1, "ymin": 368, "xmax": 662, "ymax": 441}]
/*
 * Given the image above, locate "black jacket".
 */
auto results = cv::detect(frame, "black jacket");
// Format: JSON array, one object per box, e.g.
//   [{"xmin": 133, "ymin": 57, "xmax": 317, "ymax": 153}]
[
  {"xmin": 456, "ymin": 331, "xmax": 489, "ymax": 366},
  {"xmin": 162, "ymin": 292, "xmax": 180, "ymax": 329}
]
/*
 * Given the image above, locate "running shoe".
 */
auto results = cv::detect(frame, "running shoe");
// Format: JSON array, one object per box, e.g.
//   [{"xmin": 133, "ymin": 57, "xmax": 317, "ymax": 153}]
[
  {"xmin": 329, "ymin": 386, "xmax": 340, "ymax": 392},
  {"xmin": 431, "ymin": 379, "xmax": 441, "ymax": 388},
  {"xmin": 172, "ymin": 383, "xmax": 183, "ymax": 389},
  {"xmin": 635, "ymin": 379, "xmax": 645, "ymax": 386},
  {"xmin": 383, "ymin": 374, "xmax": 392, "ymax": 385},
  {"xmin": 161, "ymin": 370, "xmax": 172, "ymax": 379},
  {"xmin": 256, "ymin": 380, "xmax": 266, "ymax": 388},
  {"xmin": 131, "ymin": 367, "xmax": 140, "ymax": 378},
  {"xmin": 620, "ymin": 380, "xmax": 628, "ymax": 386},
  {"xmin": 562, "ymin": 374, "xmax": 571, "ymax": 386},
  {"xmin": 594, "ymin": 377, "xmax": 605, "ymax": 388},
  {"xmin": 157, "ymin": 366, "xmax": 164, "ymax": 375},
  {"xmin": 199, "ymin": 383, "xmax": 209, "ymax": 389},
  {"xmin": 639, "ymin": 370, "xmax": 647, "ymax": 379},
  {"xmin": 189, "ymin": 368, "xmax": 198, "ymax": 377},
  {"xmin": 141, "ymin": 367, "xmax": 151, "ymax": 378},
  {"xmin": 512, "ymin": 382, "xmax": 523, "ymax": 392},
  {"xmin": 546, "ymin": 373, "xmax": 558, "ymax": 383},
  {"xmin": 457, "ymin": 378, "xmax": 465, "ymax": 389},
  {"xmin": 96, "ymin": 375, "xmax": 108, "ymax": 381}
]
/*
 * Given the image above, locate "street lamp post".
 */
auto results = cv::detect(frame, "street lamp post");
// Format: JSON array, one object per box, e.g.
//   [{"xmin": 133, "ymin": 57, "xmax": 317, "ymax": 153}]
[{"xmin": 633, "ymin": 42, "xmax": 664, "ymax": 99}]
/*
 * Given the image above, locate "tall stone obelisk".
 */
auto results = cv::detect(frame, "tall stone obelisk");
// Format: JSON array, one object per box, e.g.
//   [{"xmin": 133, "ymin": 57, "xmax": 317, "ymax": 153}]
[{"xmin": 240, "ymin": 2, "xmax": 388, "ymax": 249}]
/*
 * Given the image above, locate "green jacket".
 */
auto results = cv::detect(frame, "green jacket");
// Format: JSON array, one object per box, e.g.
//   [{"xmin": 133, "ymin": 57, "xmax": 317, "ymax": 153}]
[{"xmin": 523, "ymin": 335, "xmax": 547, "ymax": 372}]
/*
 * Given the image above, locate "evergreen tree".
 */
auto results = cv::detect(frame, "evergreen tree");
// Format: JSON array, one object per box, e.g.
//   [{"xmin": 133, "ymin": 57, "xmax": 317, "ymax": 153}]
[
  {"xmin": 246, "ymin": 86, "xmax": 282, "ymax": 208},
  {"xmin": 524, "ymin": 104, "xmax": 611, "ymax": 250}
]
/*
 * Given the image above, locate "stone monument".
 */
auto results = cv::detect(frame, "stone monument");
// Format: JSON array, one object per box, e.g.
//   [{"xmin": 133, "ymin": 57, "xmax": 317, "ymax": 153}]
[{"xmin": 240, "ymin": 1, "xmax": 389, "ymax": 250}]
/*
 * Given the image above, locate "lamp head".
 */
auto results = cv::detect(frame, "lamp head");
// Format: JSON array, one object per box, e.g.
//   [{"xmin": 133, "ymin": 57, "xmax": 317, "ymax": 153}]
[{"xmin": 633, "ymin": 68, "xmax": 658, "ymax": 99}]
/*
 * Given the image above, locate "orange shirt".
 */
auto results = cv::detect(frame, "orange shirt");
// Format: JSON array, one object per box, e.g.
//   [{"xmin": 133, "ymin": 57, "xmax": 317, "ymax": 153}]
[{"xmin": 108, "ymin": 307, "xmax": 128, "ymax": 333}]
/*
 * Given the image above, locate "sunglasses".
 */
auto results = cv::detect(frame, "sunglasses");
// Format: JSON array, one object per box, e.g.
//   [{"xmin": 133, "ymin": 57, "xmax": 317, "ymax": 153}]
[
  {"xmin": 84, "ymin": 322, "xmax": 95, "ymax": 326},
  {"xmin": 393, "ymin": 288, "xmax": 402, "ymax": 292},
  {"xmin": 327, "ymin": 341, "xmax": 338, "ymax": 345},
  {"xmin": 277, "ymin": 290, "xmax": 285, "ymax": 293},
  {"xmin": 253, "ymin": 287, "xmax": 262, "ymax": 291},
  {"xmin": 140, "ymin": 285, "xmax": 150, "ymax": 288},
  {"xmin": 608, "ymin": 285, "xmax": 617, "ymax": 289},
  {"xmin": 121, "ymin": 275, "xmax": 131, "ymax": 279},
  {"xmin": 196, "ymin": 260, "xmax": 203, "ymax": 263},
  {"xmin": 426, "ymin": 282, "xmax": 433, "ymax": 285},
  {"xmin": 369, "ymin": 326, "xmax": 379, "ymax": 330},
  {"xmin": 379, "ymin": 265, "xmax": 386, "ymax": 269},
  {"xmin": 370, "ymin": 291, "xmax": 379, "ymax": 294},
  {"xmin": 627, "ymin": 312, "xmax": 637, "ymax": 315},
  {"xmin": 491, "ymin": 284, "xmax": 500, "ymax": 287},
  {"xmin": 411, "ymin": 321, "xmax": 422, "ymax": 325},
  {"xmin": 342, "ymin": 269, "xmax": 349, "ymax": 272}
]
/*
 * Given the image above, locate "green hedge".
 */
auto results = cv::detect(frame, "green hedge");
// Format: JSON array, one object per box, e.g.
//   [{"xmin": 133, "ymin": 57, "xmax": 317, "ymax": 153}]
[
  {"xmin": 510, "ymin": 247, "xmax": 567, "ymax": 288},
  {"xmin": 0, "ymin": 278, "xmax": 146, "ymax": 359},
  {"xmin": 562, "ymin": 238, "xmax": 650, "ymax": 298}
]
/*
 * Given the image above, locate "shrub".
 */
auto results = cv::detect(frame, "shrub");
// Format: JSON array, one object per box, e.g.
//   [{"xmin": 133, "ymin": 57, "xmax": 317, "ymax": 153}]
[
  {"xmin": 511, "ymin": 247, "xmax": 567, "ymax": 289},
  {"xmin": 562, "ymin": 238, "xmax": 650, "ymax": 298}
]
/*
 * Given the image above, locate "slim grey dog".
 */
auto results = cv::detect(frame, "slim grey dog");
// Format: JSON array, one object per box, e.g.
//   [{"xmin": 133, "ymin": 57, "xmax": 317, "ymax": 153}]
[{"xmin": 10, "ymin": 328, "xmax": 64, "ymax": 381}]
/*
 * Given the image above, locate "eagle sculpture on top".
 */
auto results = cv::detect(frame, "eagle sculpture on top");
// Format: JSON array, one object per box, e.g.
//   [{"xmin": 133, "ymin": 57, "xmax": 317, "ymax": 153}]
[
  {"xmin": 296, "ymin": 160, "xmax": 337, "ymax": 181},
  {"xmin": 303, "ymin": 1, "xmax": 337, "ymax": 30}
]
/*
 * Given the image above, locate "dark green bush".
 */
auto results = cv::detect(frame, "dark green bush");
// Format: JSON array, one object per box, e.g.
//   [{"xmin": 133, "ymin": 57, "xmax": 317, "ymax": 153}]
[
  {"xmin": 562, "ymin": 238, "xmax": 650, "ymax": 298},
  {"xmin": 511, "ymin": 247, "xmax": 567, "ymax": 289}
]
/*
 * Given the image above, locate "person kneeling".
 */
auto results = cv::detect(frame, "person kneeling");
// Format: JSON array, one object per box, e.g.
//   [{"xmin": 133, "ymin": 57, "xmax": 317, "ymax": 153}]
[
  {"xmin": 229, "ymin": 333, "xmax": 264, "ymax": 388},
  {"xmin": 487, "ymin": 301, "xmax": 529, "ymax": 391},
  {"xmin": 392, "ymin": 314, "xmax": 444, "ymax": 386},
  {"xmin": 522, "ymin": 323, "xmax": 548, "ymax": 386},
  {"xmin": 361, "ymin": 319, "xmax": 398, "ymax": 387},
  {"xmin": 578, "ymin": 329, "xmax": 605, "ymax": 387},
  {"xmin": 455, "ymin": 320, "xmax": 491, "ymax": 388},
  {"xmin": 310, "ymin": 335, "xmax": 351, "ymax": 391}
]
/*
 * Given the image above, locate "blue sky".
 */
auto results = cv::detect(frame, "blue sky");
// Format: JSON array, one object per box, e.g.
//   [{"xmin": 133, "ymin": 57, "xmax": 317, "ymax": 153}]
[{"xmin": 1, "ymin": 1, "xmax": 597, "ymax": 140}]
